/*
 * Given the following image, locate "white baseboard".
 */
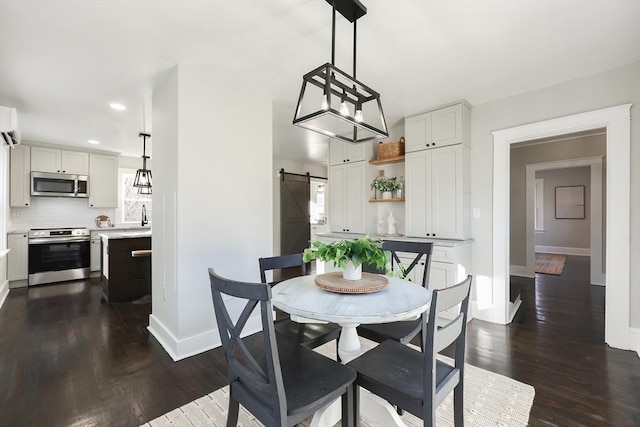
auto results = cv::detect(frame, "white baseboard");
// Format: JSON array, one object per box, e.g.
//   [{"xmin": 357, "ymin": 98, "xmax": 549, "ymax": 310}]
[
  {"xmin": 535, "ymin": 245, "xmax": 590, "ymax": 256},
  {"xmin": 148, "ymin": 312, "xmax": 262, "ymax": 361},
  {"xmin": 510, "ymin": 265, "xmax": 534, "ymax": 278},
  {"xmin": 148, "ymin": 314, "xmax": 221, "ymax": 361},
  {"xmin": 630, "ymin": 327, "xmax": 640, "ymax": 358},
  {"xmin": 0, "ymin": 279, "xmax": 9, "ymax": 310},
  {"xmin": 508, "ymin": 297, "xmax": 522, "ymax": 323}
]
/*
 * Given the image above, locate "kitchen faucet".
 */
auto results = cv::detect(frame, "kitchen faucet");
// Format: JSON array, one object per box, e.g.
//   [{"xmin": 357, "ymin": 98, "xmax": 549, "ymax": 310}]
[{"xmin": 141, "ymin": 204, "xmax": 148, "ymax": 226}]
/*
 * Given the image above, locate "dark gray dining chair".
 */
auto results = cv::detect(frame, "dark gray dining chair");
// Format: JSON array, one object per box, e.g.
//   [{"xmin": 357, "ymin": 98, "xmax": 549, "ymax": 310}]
[
  {"xmin": 358, "ymin": 240, "xmax": 433, "ymax": 350},
  {"xmin": 347, "ymin": 275, "xmax": 472, "ymax": 427},
  {"xmin": 259, "ymin": 254, "xmax": 342, "ymax": 350},
  {"xmin": 208, "ymin": 268, "xmax": 356, "ymax": 427}
]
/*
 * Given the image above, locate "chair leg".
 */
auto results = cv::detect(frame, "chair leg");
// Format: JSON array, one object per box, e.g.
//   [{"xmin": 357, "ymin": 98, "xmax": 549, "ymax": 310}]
[
  {"xmin": 352, "ymin": 384, "xmax": 360, "ymax": 426},
  {"xmin": 226, "ymin": 396, "xmax": 239, "ymax": 427},
  {"xmin": 453, "ymin": 382, "xmax": 464, "ymax": 426},
  {"xmin": 342, "ymin": 383, "xmax": 355, "ymax": 427}
]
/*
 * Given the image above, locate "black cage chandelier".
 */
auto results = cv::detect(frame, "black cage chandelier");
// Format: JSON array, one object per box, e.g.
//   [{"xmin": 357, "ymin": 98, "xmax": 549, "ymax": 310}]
[
  {"xmin": 133, "ymin": 132, "xmax": 152, "ymax": 194},
  {"xmin": 292, "ymin": 0, "xmax": 388, "ymax": 144}
]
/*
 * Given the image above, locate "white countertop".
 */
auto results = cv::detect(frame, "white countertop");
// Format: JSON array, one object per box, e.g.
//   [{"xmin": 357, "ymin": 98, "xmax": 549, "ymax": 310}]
[
  {"xmin": 90, "ymin": 225, "xmax": 151, "ymax": 231},
  {"xmin": 316, "ymin": 232, "xmax": 472, "ymax": 247},
  {"xmin": 100, "ymin": 230, "xmax": 152, "ymax": 240}
]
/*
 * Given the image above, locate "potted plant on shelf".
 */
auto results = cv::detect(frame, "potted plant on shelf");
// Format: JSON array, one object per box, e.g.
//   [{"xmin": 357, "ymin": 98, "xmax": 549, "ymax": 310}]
[
  {"xmin": 303, "ymin": 235, "xmax": 390, "ymax": 281},
  {"xmin": 371, "ymin": 176, "xmax": 399, "ymax": 199}
]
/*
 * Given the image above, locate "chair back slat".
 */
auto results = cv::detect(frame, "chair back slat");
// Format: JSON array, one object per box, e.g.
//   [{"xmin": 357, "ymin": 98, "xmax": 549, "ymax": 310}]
[
  {"xmin": 208, "ymin": 268, "xmax": 285, "ymax": 418},
  {"xmin": 381, "ymin": 240, "xmax": 433, "ymax": 287},
  {"xmin": 434, "ymin": 313, "xmax": 464, "ymax": 353},
  {"xmin": 434, "ymin": 279, "xmax": 471, "ymax": 311},
  {"xmin": 259, "ymin": 253, "xmax": 306, "ymax": 285}
]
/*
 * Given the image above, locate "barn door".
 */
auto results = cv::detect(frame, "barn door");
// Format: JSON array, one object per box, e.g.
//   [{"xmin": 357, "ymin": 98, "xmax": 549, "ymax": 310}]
[{"xmin": 280, "ymin": 172, "xmax": 310, "ymax": 255}]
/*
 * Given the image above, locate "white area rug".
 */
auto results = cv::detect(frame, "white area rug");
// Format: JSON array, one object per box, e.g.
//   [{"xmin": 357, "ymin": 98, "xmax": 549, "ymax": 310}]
[{"xmin": 143, "ymin": 339, "xmax": 535, "ymax": 426}]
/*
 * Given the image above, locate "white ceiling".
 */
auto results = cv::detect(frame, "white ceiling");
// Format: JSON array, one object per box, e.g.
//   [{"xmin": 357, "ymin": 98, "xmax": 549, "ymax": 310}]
[{"xmin": 1, "ymin": 0, "xmax": 639, "ymax": 164}]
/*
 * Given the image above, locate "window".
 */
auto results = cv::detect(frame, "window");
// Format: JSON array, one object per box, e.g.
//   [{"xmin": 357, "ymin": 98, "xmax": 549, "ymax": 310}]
[
  {"xmin": 310, "ymin": 181, "xmax": 326, "ymax": 224},
  {"xmin": 117, "ymin": 168, "xmax": 151, "ymax": 224},
  {"xmin": 534, "ymin": 178, "xmax": 544, "ymax": 232}
]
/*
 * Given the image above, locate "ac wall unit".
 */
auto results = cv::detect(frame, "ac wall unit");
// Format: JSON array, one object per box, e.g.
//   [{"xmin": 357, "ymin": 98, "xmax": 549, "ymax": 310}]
[{"xmin": 0, "ymin": 106, "xmax": 21, "ymax": 147}]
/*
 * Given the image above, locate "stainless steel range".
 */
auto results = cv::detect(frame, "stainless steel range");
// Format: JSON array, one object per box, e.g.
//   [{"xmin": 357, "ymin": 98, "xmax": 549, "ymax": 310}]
[{"xmin": 28, "ymin": 227, "xmax": 91, "ymax": 286}]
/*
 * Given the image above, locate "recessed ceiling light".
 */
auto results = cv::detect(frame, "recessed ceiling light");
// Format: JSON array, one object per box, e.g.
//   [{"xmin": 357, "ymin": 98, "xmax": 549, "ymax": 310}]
[
  {"xmin": 88, "ymin": 139, "xmax": 100, "ymax": 145},
  {"xmin": 109, "ymin": 102, "xmax": 126, "ymax": 111}
]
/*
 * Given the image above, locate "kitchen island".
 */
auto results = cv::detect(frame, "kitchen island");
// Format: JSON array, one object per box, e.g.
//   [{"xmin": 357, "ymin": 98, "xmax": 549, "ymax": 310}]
[{"xmin": 100, "ymin": 231, "xmax": 151, "ymax": 302}]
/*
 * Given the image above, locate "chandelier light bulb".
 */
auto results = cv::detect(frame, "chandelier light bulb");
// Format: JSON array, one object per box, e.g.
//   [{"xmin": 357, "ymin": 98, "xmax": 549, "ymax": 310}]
[
  {"xmin": 340, "ymin": 100, "xmax": 349, "ymax": 116},
  {"xmin": 354, "ymin": 109, "xmax": 363, "ymax": 123},
  {"xmin": 321, "ymin": 94, "xmax": 329, "ymax": 110}
]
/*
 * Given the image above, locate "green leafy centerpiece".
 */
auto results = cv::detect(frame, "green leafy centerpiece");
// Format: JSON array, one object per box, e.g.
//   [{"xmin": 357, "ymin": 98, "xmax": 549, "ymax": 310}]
[
  {"xmin": 371, "ymin": 176, "xmax": 399, "ymax": 199},
  {"xmin": 303, "ymin": 235, "xmax": 389, "ymax": 281}
]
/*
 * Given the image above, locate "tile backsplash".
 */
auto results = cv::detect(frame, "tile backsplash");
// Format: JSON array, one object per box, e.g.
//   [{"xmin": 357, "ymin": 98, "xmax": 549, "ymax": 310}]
[{"xmin": 9, "ymin": 197, "xmax": 115, "ymax": 230}]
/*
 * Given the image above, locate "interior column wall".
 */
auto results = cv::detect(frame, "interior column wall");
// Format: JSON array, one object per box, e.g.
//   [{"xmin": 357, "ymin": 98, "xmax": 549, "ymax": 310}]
[{"xmin": 149, "ymin": 63, "xmax": 273, "ymax": 360}]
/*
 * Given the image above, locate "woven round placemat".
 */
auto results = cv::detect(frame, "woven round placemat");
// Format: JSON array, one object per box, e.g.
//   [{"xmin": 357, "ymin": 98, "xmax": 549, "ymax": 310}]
[{"xmin": 314, "ymin": 272, "xmax": 389, "ymax": 294}]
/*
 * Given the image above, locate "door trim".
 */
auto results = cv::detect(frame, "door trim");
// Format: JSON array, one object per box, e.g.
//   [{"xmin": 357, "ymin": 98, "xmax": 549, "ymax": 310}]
[{"xmin": 492, "ymin": 103, "xmax": 631, "ymax": 350}]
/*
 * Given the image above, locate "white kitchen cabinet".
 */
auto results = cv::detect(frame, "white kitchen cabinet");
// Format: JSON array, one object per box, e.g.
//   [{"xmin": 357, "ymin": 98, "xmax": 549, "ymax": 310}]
[
  {"xmin": 329, "ymin": 139, "xmax": 366, "ymax": 166},
  {"xmin": 31, "ymin": 146, "xmax": 89, "ymax": 174},
  {"xmin": 9, "ymin": 145, "xmax": 31, "ymax": 207},
  {"xmin": 89, "ymin": 153, "xmax": 118, "ymax": 208},
  {"xmin": 329, "ymin": 161, "xmax": 366, "ymax": 233},
  {"xmin": 7, "ymin": 232, "xmax": 28, "ymax": 282},
  {"xmin": 405, "ymin": 102, "xmax": 470, "ymax": 153},
  {"xmin": 405, "ymin": 145, "xmax": 471, "ymax": 239},
  {"xmin": 397, "ymin": 242, "xmax": 471, "ymax": 320}
]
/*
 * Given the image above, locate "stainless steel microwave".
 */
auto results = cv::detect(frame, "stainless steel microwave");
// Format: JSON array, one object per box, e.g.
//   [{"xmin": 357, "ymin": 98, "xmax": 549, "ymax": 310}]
[{"xmin": 31, "ymin": 171, "xmax": 89, "ymax": 198}]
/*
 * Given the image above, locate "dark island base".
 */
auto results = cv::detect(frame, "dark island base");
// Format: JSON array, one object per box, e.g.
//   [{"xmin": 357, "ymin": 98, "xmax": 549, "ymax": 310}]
[{"xmin": 101, "ymin": 236, "xmax": 151, "ymax": 303}]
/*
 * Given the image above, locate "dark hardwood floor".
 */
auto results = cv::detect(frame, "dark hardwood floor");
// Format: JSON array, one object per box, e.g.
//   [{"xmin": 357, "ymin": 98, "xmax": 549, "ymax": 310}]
[{"xmin": 1, "ymin": 255, "xmax": 639, "ymax": 426}]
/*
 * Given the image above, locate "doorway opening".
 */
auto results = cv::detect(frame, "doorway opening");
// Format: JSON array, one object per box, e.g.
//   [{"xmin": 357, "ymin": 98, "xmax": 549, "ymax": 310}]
[{"xmin": 492, "ymin": 104, "xmax": 631, "ymax": 350}]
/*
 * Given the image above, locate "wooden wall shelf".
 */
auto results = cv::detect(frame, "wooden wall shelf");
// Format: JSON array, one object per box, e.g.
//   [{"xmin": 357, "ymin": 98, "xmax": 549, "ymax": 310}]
[
  {"xmin": 369, "ymin": 198, "xmax": 405, "ymax": 203},
  {"xmin": 369, "ymin": 155, "xmax": 405, "ymax": 165}
]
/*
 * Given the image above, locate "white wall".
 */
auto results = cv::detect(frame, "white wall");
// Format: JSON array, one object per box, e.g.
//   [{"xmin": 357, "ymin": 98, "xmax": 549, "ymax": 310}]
[
  {"xmin": 149, "ymin": 63, "xmax": 273, "ymax": 360},
  {"xmin": 535, "ymin": 167, "xmax": 591, "ymax": 250},
  {"xmin": 471, "ymin": 61, "xmax": 639, "ymax": 327}
]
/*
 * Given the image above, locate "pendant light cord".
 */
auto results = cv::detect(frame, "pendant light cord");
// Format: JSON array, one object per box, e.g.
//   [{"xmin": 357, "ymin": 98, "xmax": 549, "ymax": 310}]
[{"xmin": 331, "ymin": 1, "xmax": 336, "ymax": 66}]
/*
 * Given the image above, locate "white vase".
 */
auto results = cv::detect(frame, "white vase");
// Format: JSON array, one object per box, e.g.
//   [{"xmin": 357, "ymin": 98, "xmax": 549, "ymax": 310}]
[
  {"xmin": 343, "ymin": 261, "xmax": 362, "ymax": 281},
  {"xmin": 382, "ymin": 191, "xmax": 392, "ymax": 199}
]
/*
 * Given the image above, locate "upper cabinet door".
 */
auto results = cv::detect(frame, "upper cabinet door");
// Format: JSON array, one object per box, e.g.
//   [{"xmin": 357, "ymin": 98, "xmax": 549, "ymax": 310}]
[
  {"xmin": 31, "ymin": 146, "xmax": 62, "ymax": 173},
  {"xmin": 430, "ymin": 145, "xmax": 463, "ymax": 239},
  {"xmin": 431, "ymin": 104, "xmax": 463, "ymax": 148},
  {"xmin": 404, "ymin": 150, "xmax": 431, "ymax": 237},
  {"xmin": 346, "ymin": 142, "xmax": 366, "ymax": 163},
  {"xmin": 329, "ymin": 139, "xmax": 366, "ymax": 165},
  {"xmin": 61, "ymin": 151, "xmax": 89, "ymax": 175},
  {"xmin": 89, "ymin": 153, "xmax": 118, "ymax": 208},
  {"xmin": 10, "ymin": 145, "xmax": 31, "ymax": 207},
  {"xmin": 405, "ymin": 112, "xmax": 431, "ymax": 153},
  {"xmin": 346, "ymin": 161, "xmax": 366, "ymax": 233},
  {"xmin": 328, "ymin": 164, "xmax": 347, "ymax": 232},
  {"xmin": 30, "ymin": 147, "xmax": 89, "ymax": 174}
]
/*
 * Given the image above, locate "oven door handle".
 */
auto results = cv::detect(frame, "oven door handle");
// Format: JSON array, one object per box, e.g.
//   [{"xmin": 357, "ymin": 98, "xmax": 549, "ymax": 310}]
[{"xmin": 29, "ymin": 236, "xmax": 90, "ymax": 244}]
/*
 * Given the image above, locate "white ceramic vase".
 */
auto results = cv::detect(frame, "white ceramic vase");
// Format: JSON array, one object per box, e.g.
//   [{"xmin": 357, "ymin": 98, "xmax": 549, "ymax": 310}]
[
  {"xmin": 343, "ymin": 261, "xmax": 362, "ymax": 281},
  {"xmin": 382, "ymin": 191, "xmax": 393, "ymax": 199}
]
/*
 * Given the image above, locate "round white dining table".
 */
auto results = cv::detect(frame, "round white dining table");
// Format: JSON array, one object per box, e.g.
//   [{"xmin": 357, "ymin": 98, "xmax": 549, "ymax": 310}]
[{"xmin": 271, "ymin": 273, "xmax": 431, "ymax": 427}]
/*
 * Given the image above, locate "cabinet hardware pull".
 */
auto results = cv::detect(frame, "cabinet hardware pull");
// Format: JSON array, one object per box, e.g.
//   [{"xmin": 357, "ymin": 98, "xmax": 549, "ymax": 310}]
[{"xmin": 425, "ymin": 143, "xmax": 430, "ymax": 147}]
